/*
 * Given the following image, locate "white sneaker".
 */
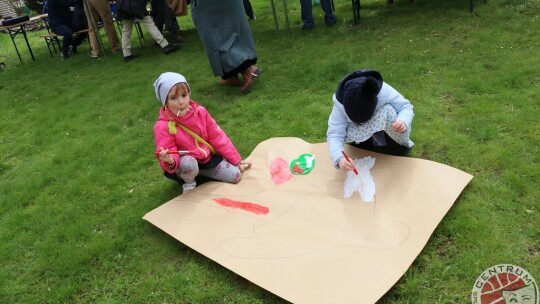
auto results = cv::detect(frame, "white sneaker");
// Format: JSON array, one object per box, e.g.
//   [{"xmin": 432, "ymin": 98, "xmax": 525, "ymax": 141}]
[{"xmin": 182, "ymin": 182, "xmax": 196, "ymax": 193}]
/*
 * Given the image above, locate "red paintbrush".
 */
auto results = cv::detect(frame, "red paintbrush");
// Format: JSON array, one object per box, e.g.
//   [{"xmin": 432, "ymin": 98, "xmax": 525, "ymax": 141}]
[
  {"xmin": 341, "ymin": 151, "xmax": 358, "ymax": 175},
  {"xmin": 154, "ymin": 150, "xmax": 190, "ymax": 156}
]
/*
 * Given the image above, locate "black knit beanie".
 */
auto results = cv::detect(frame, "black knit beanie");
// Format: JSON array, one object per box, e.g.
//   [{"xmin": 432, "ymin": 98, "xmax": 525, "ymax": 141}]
[{"xmin": 343, "ymin": 76, "xmax": 380, "ymax": 124}]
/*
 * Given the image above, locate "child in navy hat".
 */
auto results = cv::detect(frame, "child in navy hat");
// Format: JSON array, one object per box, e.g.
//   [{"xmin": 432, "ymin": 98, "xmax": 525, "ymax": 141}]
[{"xmin": 327, "ymin": 70, "xmax": 415, "ymax": 173}]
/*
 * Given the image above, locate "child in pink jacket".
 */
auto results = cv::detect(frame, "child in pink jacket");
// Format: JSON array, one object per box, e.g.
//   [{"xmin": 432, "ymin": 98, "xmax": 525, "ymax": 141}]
[{"xmin": 153, "ymin": 72, "xmax": 251, "ymax": 193}]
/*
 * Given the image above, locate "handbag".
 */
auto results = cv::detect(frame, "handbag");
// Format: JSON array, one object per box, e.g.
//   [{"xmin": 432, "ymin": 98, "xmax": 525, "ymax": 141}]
[{"xmin": 117, "ymin": 0, "xmax": 147, "ymax": 19}]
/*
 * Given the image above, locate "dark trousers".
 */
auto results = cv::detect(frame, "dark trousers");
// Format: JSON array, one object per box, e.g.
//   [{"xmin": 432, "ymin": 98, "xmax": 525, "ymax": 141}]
[
  {"xmin": 243, "ymin": 0, "xmax": 255, "ymax": 19},
  {"xmin": 350, "ymin": 133, "xmax": 411, "ymax": 156},
  {"xmin": 52, "ymin": 24, "xmax": 87, "ymax": 54},
  {"xmin": 151, "ymin": 0, "xmax": 181, "ymax": 37},
  {"xmin": 299, "ymin": 0, "xmax": 335, "ymax": 27}
]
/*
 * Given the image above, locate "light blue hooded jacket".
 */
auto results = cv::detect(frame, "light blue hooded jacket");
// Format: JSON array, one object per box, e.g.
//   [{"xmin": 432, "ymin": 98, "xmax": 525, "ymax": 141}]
[{"xmin": 327, "ymin": 70, "xmax": 414, "ymax": 168}]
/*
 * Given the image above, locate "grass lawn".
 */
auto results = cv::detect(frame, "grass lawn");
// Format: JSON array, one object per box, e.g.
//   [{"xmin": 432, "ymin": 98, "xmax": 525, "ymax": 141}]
[{"xmin": 0, "ymin": 0, "xmax": 538, "ymax": 302}]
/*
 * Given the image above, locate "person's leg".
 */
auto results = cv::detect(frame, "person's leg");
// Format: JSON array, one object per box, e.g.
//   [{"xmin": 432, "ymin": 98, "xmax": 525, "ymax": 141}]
[
  {"xmin": 350, "ymin": 139, "xmax": 377, "ymax": 151},
  {"xmin": 240, "ymin": 64, "xmax": 262, "ymax": 94},
  {"xmin": 349, "ymin": 136, "xmax": 410, "ymax": 156},
  {"xmin": 299, "ymin": 0, "xmax": 314, "ymax": 28},
  {"xmin": 138, "ymin": 15, "xmax": 168, "ymax": 48},
  {"xmin": 381, "ymin": 133, "xmax": 411, "ymax": 156},
  {"xmin": 175, "ymin": 156, "xmax": 199, "ymax": 184},
  {"xmin": 86, "ymin": 8, "xmax": 100, "ymax": 57},
  {"xmin": 92, "ymin": 0, "xmax": 120, "ymax": 52},
  {"xmin": 219, "ymin": 74, "xmax": 242, "ymax": 86},
  {"xmin": 52, "ymin": 24, "xmax": 73, "ymax": 57},
  {"xmin": 199, "ymin": 160, "xmax": 241, "ymax": 184},
  {"xmin": 224, "ymin": 59, "xmax": 260, "ymax": 93},
  {"xmin": 150, "ymin": 0, "xmax": 167, "ymax": 33},
  {"xmin": 320, "ymin": 0, "xmax": 336, "ymax": 26},
  {"xmin": 71, "ymin": 31, "xmax": 87, "ymax": 48},
  {"xmin": 121, "ymin": 19, "xmax": 134, "ymax": 56},
  {"xmin": 163, "ymin": 171, "xmax": 181, "ymax": 183},
  {"xmin": 164, "ymin": 10, "xmax": 182, "ymax": 43},
  {"xmin": 174, "ymin": 156, "xmax": 199, "ymax": 192},
  {"xmin": 223, "ymin": 59, "xmax": 254, "ymax": 79},
  {"xmin": 243, "ymin": 0, "xmax": 255, "ymax": 20}
]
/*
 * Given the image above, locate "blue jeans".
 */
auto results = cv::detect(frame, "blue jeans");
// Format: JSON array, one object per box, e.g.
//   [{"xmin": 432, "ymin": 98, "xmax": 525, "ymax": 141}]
[{"xmin": 300, "ymin": 0, "xmax": 336, "ymax": 27}]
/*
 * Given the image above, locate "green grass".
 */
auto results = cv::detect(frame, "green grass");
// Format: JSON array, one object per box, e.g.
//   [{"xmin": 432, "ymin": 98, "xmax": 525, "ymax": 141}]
[{"xmin": 1, "ymin": 0, "xmax": 539, "ymax": 302}]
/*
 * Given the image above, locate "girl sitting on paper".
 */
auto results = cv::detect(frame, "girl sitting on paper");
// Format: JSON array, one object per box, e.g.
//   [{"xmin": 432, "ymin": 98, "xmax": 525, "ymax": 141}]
[
  {"xmin": 327, "ymin": 70, "xmax": 415, "ymax": 173},
  {"xmin": 153, "ymin": 72, "xmax": 251, "ymax": 193}
]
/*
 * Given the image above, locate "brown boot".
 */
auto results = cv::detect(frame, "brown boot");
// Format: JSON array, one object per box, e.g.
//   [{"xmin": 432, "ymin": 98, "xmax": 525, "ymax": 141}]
[
  {"xmin": 240, "ymin": 67, "xmax": 255, "ymax": 94},
  {"xmin": 219, "ymin": 76, "xmax": 242, "ymax": 86},
  {"xmin": 240, "ymin": 65, "xmax": 263, "ymax": 93}
]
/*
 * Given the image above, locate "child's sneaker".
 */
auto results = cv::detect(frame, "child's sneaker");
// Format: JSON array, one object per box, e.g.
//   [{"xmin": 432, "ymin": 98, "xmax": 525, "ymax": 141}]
[{"xmin": 182, "ymin": 182, "xmax": 196, "ymax": 193}]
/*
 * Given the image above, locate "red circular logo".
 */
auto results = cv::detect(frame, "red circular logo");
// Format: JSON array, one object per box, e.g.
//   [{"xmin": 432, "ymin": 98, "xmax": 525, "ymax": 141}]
[{"xmin": 472, "ymin": 264, "xmax": 539, "ymax": 304}]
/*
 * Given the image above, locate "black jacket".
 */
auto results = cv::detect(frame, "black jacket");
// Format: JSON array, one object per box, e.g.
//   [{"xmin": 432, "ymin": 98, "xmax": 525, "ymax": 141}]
[
  {"xmin": 46, "ymin": 0, "xmax": 76, "ymax": 28},
  {"xmin": 117, "ymin": 0, "xmax": 150, "ymax": 20}
]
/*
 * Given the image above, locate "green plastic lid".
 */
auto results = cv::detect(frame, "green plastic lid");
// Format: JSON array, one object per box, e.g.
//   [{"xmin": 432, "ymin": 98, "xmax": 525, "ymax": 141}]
[{"xmin": 290, "ymin": 154, "xmax": 316, "ymax": 175}]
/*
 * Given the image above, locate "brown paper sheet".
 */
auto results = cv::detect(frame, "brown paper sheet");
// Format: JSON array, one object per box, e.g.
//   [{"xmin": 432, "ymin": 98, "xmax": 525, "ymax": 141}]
[{"xmin": 144, "ymin": 137, "xmax": 473, "ymax": 303}]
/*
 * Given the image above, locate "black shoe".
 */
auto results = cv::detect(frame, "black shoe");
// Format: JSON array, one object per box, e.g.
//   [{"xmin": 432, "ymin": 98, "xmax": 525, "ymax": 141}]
[
  {"xmin": 60, "ymin": 51, "xmax": 69, "ymax": 60},
  {"xmin": 163, "ymin": 44, "xmax": 179, "ymax": 55},
  {"xmin": 124, "ymin": 54, "xmax": 139, "ymax": 62},
  {"xmin": 69, "ymin": 45, "xmax": 77, "ymax": 55},
  {"xmin": 326, "ymin": 19, "xmax": 337, "ymax": 27},
  {"xmin": 301, "ymin": 24, "xmax": 314, "ymax": 30}
]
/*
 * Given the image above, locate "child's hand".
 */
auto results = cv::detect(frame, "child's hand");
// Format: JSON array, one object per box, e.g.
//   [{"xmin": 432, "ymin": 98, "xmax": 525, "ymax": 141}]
[
  {"xmin": 237, "ymin": 160, "xmax": 252, "ymax": 172},
  {"xmin": 392, "ymin": 119, "xmax": 407, "ymax": 133},
  {"xmin": 158, "ymin": 147, "xmax": 175, "ymax": 165},
  {"xmin": 338, "ymin": 157, "xmax": 356, "ymax": 173}
]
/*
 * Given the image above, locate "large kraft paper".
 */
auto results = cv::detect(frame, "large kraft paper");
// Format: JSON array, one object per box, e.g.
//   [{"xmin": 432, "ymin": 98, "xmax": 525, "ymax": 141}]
[{"xmin": 144, "ymin": 137, "xmax": 473, "ymax": 303}]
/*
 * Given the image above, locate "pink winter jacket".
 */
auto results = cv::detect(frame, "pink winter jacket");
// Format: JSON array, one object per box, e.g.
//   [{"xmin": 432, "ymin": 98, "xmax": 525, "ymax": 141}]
[{"xmin": 154, "ymin": 100, "xmax": 242, "ymax": 173}]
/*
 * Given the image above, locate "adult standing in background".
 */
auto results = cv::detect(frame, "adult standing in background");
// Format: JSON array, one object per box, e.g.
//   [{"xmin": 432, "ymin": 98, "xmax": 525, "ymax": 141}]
[
  {"xmin": 190, "ymin": 0, "xmax": 262, "ymax": 94},
  {"xmin": 117, "ymin": 0, "xmax": 179, "ymax": 62},
  {"xmin": 151, "ymin": 0, "xmax": 187, "ymax": 45},
  {"xmin": 86, "ymin": 0, "xmax": 120, "ymax": 58},
  {"xmin": 299, "ymin": 0, "xmax": 336, "ymax": 29}
]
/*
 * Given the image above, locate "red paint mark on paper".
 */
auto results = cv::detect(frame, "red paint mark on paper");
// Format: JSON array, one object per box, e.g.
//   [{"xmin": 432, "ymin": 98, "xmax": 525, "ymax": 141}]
[
  {"xmin": 213, "ymin": 198, "xmax": 269, "ymax": 215},
  {"xmin": 293, "ymin": 165, "xmax": 304, "ymax": 174},
  {"xmin": 270, "ymin": 157, "xmax": 293, "ymax": 185}
]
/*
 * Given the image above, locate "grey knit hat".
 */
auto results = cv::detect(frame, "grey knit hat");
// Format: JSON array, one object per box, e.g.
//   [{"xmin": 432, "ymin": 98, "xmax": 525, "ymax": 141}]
[{"xmin": 153, "ymin": 72, "xmax": 191, "ymax": 106}]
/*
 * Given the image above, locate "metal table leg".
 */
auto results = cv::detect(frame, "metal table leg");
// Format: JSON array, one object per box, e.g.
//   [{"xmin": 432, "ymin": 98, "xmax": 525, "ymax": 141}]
[
  {"xmin": 6, "ymin": 24, "xmax": 35, "ymax": 62},
  {"xmin": 269, "ymin": 0, "xmax": 290, "ymax": 37}
]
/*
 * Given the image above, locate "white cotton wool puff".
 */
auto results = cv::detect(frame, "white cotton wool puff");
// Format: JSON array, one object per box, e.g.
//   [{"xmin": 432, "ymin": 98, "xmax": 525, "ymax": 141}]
[{"xmin": 343, "ymin": 156, "xmax": 376, "ymax": 202}]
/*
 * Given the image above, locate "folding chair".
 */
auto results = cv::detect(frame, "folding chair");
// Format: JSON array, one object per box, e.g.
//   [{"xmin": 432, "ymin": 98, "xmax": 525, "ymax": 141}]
[{"xmin": 40, "ymin": 17, "xmax": 61, "ymax": 57}]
